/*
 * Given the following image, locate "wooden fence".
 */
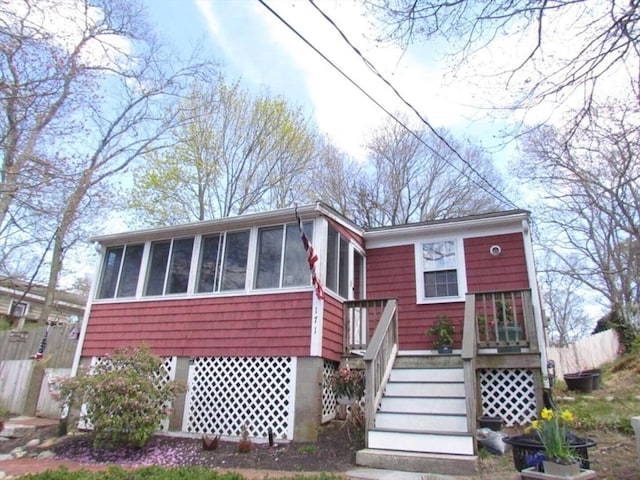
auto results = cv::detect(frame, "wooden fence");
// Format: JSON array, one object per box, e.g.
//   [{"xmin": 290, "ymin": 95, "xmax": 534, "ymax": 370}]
[
  {"xmin": 546, "ymin": 328, "xmax": 620, "ymax": 380},
  {"xmin": 0, "ymin": 323, "xmax": 79, "ymax": 417}
]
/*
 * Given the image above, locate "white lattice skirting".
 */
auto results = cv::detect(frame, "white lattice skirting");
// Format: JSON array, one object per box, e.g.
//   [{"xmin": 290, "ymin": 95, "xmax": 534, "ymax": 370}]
[
  {"xmin": 479, "ymin": 368, "xmax": 537, "ymax": 427},
  {"xmin": 182, "ymin": 356, "xmax": 295, "ymax": 440}
]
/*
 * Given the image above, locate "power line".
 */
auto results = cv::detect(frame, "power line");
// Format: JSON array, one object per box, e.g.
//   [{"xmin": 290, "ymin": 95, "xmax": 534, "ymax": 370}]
[{"xmin": 258, "ymin": 0, "xmax": 520, "ymax": 210}]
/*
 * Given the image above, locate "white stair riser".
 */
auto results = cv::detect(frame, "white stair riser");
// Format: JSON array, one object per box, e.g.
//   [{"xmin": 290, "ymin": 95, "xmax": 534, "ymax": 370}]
[
  {"xmin": 385, "ymin": 382, "xmax": 465, "ymax": 397},
  {"xmin": 379, "ymin": 396, "xmax": 467, "ymax": 415},
  {"xmin": 375, "ymin": 412, "xmax": 468, "ymax": 432},
  {"xmin": 368, "ymin": 430, "xmax": 474, "ymax": 455},
  {"xmin": 390, "ymin": 368, "xmax": 464, "ymax": 383}
]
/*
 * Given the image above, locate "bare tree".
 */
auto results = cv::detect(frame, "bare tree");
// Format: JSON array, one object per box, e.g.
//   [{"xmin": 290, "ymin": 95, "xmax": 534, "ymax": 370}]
[
  {"xmin": 0, "ymin": 0, "xmax": 216, "ymax": 320},
  {"xmin": 353, "ymin": 114, "xmax": 505, "ymax": 227},
  {"xmin": 129, "ymin": 77, "xmax": 321, "ymax": 225},
  {"xmin": 363, "ymin": 1, "xmax": 640, "ymax": 124},
  {"xmin": 539, "ymin": 264, "xmax": 593, "ymax": 347},
  {"xmin": 516, "ymin": 100, "xmax": 640, "ymax": 325}
]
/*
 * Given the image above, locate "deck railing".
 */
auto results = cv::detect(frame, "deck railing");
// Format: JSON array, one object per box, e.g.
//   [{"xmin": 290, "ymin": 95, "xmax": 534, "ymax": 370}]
[
  {"xmin": 474, "ymin": 290, "xmax": 536, "ymax": 350},
  {"xmin": 362, "ymin": 299, "xmax": 398, "ymax": 444},
  {"xmin": 343, "ymin": 299, "xmax": 387, "ymax": 354}
]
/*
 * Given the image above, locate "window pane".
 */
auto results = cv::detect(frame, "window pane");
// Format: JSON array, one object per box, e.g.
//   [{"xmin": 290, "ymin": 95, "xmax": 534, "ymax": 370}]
[
  {"xmin": 283, "ymin": 223, "xmax": 313, "ymax": 287},
  {"xmin": 326, "ymin": 227, "xmax": 338, "ymax": 291},
  {"xmin": 221, "ymin": 230, "xmax": 250, "ymax": 291},
  {"xmin": 145, "ymin": 241, "xmax": 171, "ymax": 296},
  {"xmin": 422, "ymin": 241, "xmax": 456, "ymax": 270},
  {"xmin": 98, "ymin": 246, "xmax": 123, "ymax": 299},
  {"xmin": 424, "ymin": 269, "xmax": 458, "ymax": 298},
  {"xmin": 116, "ymin": 244, "xmax": 144, "ymax": 298},
  {"xmin": 197, "ymin": 235, "xmax": 221, "ymax": 293},
  {"xmin": 167, "ymin": 238, "xmax": 194, "ymax": 294},
  {"xmin": 255, "ymin": 226, "xmax": 283, "ymax": 289},
  {"xmin": 338, "ymin": 237, "xmax": 349, "ymax": 298}
]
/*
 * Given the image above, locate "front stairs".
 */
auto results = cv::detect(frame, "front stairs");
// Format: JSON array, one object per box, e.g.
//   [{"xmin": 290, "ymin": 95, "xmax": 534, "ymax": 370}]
[{"xmin": 356, "ymin": 355, "xmax": 478, "ymax": 476}]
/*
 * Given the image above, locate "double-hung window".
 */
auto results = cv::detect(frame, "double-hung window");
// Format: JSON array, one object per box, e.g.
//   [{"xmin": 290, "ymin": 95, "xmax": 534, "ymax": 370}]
[
  {"xmin": 254, "ymin": 222, "xmax": 313, "ymax": 289},
  {"xmin": 419, "ymin": 240, "xmax": 460, "ymax": 301},
  {"xmin": 9, "ymin": 300, "xmax": 28, "ymax": 317},
  {"xmin": 97, "ymin": 244, "xmax": 144, "ymax": 299}
]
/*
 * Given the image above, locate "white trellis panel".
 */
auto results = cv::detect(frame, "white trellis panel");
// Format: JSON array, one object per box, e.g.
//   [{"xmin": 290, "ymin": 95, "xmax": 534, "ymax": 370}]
[
  {"xmin": 479, "ymin": 368, "xmax": 537, "ymax": 427},
  {"xmin": 322, "ymin": 360, "xmax": 339, "ymax": 422},
  {"xmin": 182, "ymin": 356, "xmax": 295, "ymax": 440}
]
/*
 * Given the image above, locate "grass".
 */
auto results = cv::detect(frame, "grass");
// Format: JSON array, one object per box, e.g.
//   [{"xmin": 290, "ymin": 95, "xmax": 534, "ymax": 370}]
[
  {"xmin": 19, "ymin": 466, "xmax": 347, "ymax": 480},
  {"xmin": 552, "ymin": 352, "xmax": 640, "ymax": 434}
]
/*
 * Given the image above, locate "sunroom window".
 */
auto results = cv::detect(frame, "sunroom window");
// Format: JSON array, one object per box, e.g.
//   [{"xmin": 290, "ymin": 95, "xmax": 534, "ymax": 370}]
[
  {"xmin": 97, "ymin": 244, "xmax": 144, "ymax": 299},
  {"xmin": 144, "ymin": 237, "xmax": 194, "ymax": 296},
  {"xmin": 421, "ymin": 240, "xmax": 459, "ymax": 299},
  {"xmin": 254, "ymin": 222, "xmax": 313, "ymax": 289},
  {"xmin": 326, "ymin": 226, "xmax": 349, "ymax": 298}
]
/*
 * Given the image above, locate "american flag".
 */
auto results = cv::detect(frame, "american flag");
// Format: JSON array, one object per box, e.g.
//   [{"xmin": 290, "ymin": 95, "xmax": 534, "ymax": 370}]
[{"xmin": 296, "ymin": 209, "xmax": 325, "ymax": 300}]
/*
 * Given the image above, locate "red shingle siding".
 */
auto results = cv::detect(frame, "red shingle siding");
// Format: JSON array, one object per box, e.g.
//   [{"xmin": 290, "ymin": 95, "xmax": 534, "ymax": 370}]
[
  {"xmin": 322, "ymin": 294, "xmax": 344, "ymax": 362},
  {"xmin": 82, "ymin": 293, "xmax": 313, "ymax": 358},
  {"xmin": 464, "ymin": 233, "xmax": 530, "ymax": 292},
  {"xmin": 366, "ymin": 245, "xmax": 464, "ymax": 350}
]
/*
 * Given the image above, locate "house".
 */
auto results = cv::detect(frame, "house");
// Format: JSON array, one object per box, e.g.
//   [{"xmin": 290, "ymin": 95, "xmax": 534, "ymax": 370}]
[
  {"xmin": 0, "ymin": 277, "xmax": 86, "ymax": 327},
  {"xmin": 75, "ymin": 202, "xmax": 548, "ymax": 475}
]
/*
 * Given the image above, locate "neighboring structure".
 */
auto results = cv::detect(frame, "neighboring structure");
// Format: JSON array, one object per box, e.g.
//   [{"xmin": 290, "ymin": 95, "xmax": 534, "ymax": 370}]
[
  {"xmin": 0, "ymin": 277, "xmax": 86, "ymax": 327},
  {"xmin": 75, "ymin": 202, "xmax": 548, "ymax": 475}
]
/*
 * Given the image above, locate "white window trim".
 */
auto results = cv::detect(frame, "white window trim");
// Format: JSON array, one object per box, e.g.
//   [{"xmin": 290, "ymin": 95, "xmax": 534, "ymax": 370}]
[
  {"xmin": 414, "ymin": 237, "xmax": 467, "ymax": 304},
  {"xmin": 9, "ymin": 300, "xmax": 28, "ymax": 317}
]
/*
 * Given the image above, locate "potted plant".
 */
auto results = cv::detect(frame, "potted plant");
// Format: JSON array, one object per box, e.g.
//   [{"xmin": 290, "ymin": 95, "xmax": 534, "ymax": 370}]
[
  {"xmin": 426, "ymin": 315, "xmax": 454, "ymax": 354},
  {"xmin": 330, "ymin": 365, "xmax": 365, "ymax": 403},
  {"xmin": 519, "ymin": 407, "xmax": 597, "ymax": 479}
]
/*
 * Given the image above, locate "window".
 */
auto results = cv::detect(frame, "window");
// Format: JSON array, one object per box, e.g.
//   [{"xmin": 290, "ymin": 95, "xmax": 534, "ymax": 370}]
[
  {"xmin": 421, "ymin": 240, "xmax": 459, "ymax": 299},
  {"xmin": 97, "ymin": 244, "xmax": 144, "ymax": 299},
  {"xmin": 144, "ymin": 238, "xmax": 194, "ymax": 296},
  {"xmin": 326, "ymin": 226, "xmax": 350, "ymax": 298},
  {"xmin": 197, "ymin": 234, "xmax": 221, "ymax": 293},
  {"xmin": 9, "ymin": 301, "xmax": 28, "ymax": 317},
  {"xmin": 254, "ymin": 222, "xmax": 313, "ymax": 289},
  {"xmin": 220, "ymin": 230, "xmax": 250, "ymax": 291}
]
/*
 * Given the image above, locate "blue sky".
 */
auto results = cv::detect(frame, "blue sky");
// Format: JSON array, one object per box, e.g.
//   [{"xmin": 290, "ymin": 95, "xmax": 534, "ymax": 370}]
[{"xmin": 141, "ymin": 0, "xmax": 501, "ymax": 163}]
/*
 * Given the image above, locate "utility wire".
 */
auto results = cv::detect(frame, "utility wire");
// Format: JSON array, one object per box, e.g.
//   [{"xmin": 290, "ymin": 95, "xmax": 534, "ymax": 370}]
[{"xmin": 258, "ymin": 0, "xmax": 520, "ymax": 210}]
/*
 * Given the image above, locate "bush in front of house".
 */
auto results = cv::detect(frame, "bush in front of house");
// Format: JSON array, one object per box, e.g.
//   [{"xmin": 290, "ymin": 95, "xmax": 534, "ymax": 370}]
[{"xmin": 59, "ymin": 344, "xmax": 183, "ymax": 450}]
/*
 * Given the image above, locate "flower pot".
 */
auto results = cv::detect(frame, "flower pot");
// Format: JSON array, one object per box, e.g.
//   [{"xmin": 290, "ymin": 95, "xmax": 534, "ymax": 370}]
[
  {"xmin": 583, "ymin": 369, "xmax": 601, "ymax": 390},
  {"xmin": 543, "ymin": 460, "xmax": 580, "ymax": 476},
  {"xmin": 503, "ymin": 433, "xmax": 596, "ymax": 471},
  {"xmin": 437, "ymin": 345, "xmax": 453, "ymax": 354},
  {"xmin": 497, "ymin": 324, "xmax": 522, "ymax": 342},
  {"xmin": 336, "ymin": 395, "xmax": 352, "ymax": 405},
  {"xmin": 564, "ymin": 373, "xmax": 594, "ymax": 394},
  {"xmin": 478, "ymin": 415, "xmax": 503, "ymax": 431},
  {"xmin": 520, "ymin": 466, "xmax": 597, "ymax": 479}
]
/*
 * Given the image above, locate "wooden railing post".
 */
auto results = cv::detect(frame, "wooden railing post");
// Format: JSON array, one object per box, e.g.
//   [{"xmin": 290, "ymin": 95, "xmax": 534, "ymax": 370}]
[
  {"xmin": 362, "ymin": 299, "xmax": 398, "ymax": 446},
  {"xmin": 462, "ymin": 293, "xmax": 478, "ymax": 443}
]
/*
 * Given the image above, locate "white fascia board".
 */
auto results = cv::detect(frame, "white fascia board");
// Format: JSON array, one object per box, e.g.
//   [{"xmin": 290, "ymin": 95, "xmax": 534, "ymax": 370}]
[
  {"xmin": 365, "ymin": 212, "xmax": 530, "ymax": 249},
  {"xmin": 89, "ymin": 203, "xmax": 357, "ymax": 247}
]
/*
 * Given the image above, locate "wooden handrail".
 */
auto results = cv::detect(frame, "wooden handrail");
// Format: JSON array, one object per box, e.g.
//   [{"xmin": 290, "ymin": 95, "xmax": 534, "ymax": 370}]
[
  {"xmin": 362, "ymin": 299, "xmax": 398, "ymax": 444},
  {"xmin": 462, "ymin": 293, "xmax": 478, "ymax": 442}
]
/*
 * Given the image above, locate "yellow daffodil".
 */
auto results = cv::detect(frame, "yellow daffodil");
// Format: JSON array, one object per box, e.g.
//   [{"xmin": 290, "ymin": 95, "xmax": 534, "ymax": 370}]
[
  {"xmin": 560, "ymin": 409, "xmax": 574, "ymax": 423},
  {"xmin": 540, "ymin": 407, "xmax": 554, "ymax": 421},
  {"xmin": 531, "ymin": 419, "xmax": 541, "ymax": 430}
]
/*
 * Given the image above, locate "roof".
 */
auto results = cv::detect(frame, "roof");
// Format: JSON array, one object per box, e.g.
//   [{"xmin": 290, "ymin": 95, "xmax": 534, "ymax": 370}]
[
  {"xmin": 89, "ymin": 201, "xmax": 363, "ymax": 245},
  {"xmin": 0, "ymin": 277, "xmax": 87, "ymax": 308}
]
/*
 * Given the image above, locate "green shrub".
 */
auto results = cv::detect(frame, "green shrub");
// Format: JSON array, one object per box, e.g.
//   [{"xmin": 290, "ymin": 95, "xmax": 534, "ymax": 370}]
[{"xmin": 59, "ymin": 344, "xmax": 183, "ymax": 450}]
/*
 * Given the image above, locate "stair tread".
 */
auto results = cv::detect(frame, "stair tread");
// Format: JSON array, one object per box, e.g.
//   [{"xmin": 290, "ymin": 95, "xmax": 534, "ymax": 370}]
[
  {"xmin": 377, "ymin": 411, "xmax": 467, "ymax": 417},
  {"xmin": 371, "ymin": 427, "xmax": 472, "ymax": 437}
]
